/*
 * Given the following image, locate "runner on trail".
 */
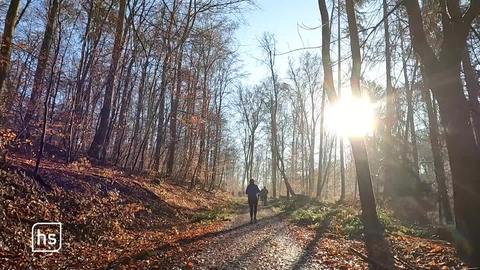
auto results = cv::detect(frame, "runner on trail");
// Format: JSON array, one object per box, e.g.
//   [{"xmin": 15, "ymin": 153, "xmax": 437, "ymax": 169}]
[
  {"xmin": 245, "ymin": 179, "xmax": 260, "ymax": 223},
  {"xmin": 260, "ymin": 186, "xmax": 268, "ymax": 206}
]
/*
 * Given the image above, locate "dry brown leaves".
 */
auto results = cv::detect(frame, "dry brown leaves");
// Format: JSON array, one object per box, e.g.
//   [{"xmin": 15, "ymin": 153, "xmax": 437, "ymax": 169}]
[
  {"xmin": 289, "ymin": 223, "xmax": 467, "ymax": 270},
  {"xmin": 0, "ymin": 156, "xmax": 232, "ymax": 269}
]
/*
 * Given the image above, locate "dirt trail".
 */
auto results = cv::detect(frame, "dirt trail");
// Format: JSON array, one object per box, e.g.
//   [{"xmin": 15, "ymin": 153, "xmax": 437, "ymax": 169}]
[
  {"xmin": 112, "ymin": 202, "xmax": 465, "ymax": 270},
  {"xmin": 156, "ymin": 205, "xmax": 333, "ymax": 270}
]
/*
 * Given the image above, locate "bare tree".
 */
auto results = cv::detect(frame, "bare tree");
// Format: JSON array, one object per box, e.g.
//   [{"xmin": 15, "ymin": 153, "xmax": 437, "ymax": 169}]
[
  {"xmin": 260, "ymin": 32, "xmax": 279, "ymax": 198},
  {"xmin": 88, "ymin": 0, "xmax": 127, "ymax": 159},
  {"xmin": 348, "ymin": 0, "xmax": 394, "ymax": 266},
  {"xmin": 21, "ymin": 0, "xmax": 60, "ymax": 137}
]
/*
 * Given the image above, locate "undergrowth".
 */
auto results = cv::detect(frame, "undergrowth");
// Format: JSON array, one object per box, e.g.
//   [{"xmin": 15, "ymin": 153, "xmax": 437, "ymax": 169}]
[
  {"xmin": 280, "ymin": 197, "xmax": 434, "ymax": 239},
  {"xmin": 192, "ymin": 198, "xmax": 244, "ymax": 224}
]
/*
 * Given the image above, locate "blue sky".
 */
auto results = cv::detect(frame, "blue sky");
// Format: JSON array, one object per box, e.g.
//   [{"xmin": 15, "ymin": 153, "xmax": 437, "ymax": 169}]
[
  {"xmin": 234, "ymin": 0, "xmax": 323, "ymax": 83},
  {"xmin": 233, "ymin": 0, "xmax": 389, "ymax": 90}
]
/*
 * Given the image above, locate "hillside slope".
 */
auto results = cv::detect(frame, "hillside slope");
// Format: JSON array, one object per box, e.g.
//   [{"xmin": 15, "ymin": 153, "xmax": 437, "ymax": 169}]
[{"xmin": 0, "ymin": 155, "xmax": 231, "ymax": 269}]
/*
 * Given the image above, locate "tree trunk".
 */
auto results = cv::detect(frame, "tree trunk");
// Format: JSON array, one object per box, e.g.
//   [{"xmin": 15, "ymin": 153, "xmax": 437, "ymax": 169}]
[
  {"xmin": 35, "ymin": 21, "xmax": 62, "ymax": 175},
  {"xmin": 0, "ymin": 0, "xmax": 21, "ymax": 108},
  {"xmin": 316, "ymin": 88, "xmax": 326, "ymax": 198},
  {"xmin": 435, "ymin": 67, "xmax": 480, "ymax": 262},
  {"xmin": 113, "ymin": 49, "xmax": 137, "ymax": 165},
  {"xmin": 21, "ymin": 0, "xmax": 59, "ymax": 137},
  {"xmin": 317, "ymin": 0, "xmax": 337, "ymax": 199},
  {"xmin": 319, "ymin": 136, "xmax": 335, "ymax": 199},
  {"xmin": 166, "ymin": 49, "xmax": 184, "ymax": 177},
  {"xmin": 382, "ymin": 0, "xmax": 396, "ymax": 200},
  {"xmin": 420, "ymin": 74, "xmax": 453, "ymax": 224},
  {"xmin": 337, "ymin": 0, "xmax": 346, "ymax": 202},
  {"xmin": 152, "ymin": 54, "xmax": 170, "ymax": 173},
  {"xmin": 346, "ymin": 0, "xmax": 394, "ymax": 267},
  {"xmin": 127, "ymin": 52, "xmax": 150, "ymax": 167},
  {"xmin": 400, "ymin": 22, "xmax": 421, "ymax": 180},
  {"xmin": 276, "ymin": 140, "xmax": 296, "ymax": 197},
  {"xmin": 88, "ymin": 0, "xmax": 126, "ymax": 159},
  {"xmin": 462, "ymin": 48, "xmax": 480, "ymax": 141},
  {"xmin": 309, "ymin": 92, "xmax": 316, "ymax": 197},
  {"xmin": 270, "ymin": 99, "xmax": 278, "ymax": 198},
  {"xmin": 404, "ymin": 0, "xmax": 480, "ymax": 262}
]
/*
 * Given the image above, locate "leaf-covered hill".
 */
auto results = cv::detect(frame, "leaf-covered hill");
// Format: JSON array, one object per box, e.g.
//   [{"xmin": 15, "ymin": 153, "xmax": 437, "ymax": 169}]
[{"xmin": 0, "ymin": 155, "xmax": 231, "ymax": 269}]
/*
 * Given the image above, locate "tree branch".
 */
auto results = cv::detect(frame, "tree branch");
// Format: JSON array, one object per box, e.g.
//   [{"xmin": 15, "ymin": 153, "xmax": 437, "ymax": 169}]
[
  {"xmin": 403, "ymin": 0, "xmax": 439, "ymax": 67},
  {"xmin": 463, "ymin": 0, "xmax": 480, "ymax": 26}
]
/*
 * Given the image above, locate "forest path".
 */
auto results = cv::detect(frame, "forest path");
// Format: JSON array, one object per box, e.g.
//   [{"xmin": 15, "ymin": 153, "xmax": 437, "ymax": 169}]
[{"xmin": 158, "ymin": 204, "xmax": 336, "ymax": 270}]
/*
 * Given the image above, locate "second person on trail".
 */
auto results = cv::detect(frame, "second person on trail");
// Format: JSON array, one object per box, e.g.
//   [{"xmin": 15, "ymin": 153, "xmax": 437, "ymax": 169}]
[
  {"xmin": 246, "ymin": 179, "xmax": 260, "ymax": 224},
  {"xmin": 260, "ymin": 186, "xmax": 268, "ymax": 206}
]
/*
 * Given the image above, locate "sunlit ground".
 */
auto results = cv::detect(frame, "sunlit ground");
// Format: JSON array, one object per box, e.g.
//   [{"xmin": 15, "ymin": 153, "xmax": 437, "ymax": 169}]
[{"xmin": 326, "ymin": 95, "xmax": 376, "ymax": 138}]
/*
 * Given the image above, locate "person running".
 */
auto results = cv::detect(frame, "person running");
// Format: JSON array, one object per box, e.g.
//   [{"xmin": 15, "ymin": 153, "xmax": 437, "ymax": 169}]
[
  {"xmin": 260, "ymin": 186, "xmax": 268, "ymax": 206},
  {"xmin": 245, "ymin": 179, "xmax": 260, "ymax": 223}
]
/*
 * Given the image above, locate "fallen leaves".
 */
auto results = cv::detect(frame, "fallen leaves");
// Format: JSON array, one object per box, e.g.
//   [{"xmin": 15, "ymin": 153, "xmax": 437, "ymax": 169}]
[
  {"xmin": 288, "ymin": 221, "xmax": 467, "ymax": 270},
  {"xmin": 0, "ymin": 157, "xmax": 233, "ymax": 269},
  {"xmin": 430, "ymin": 245, "xmax": 443, "ymax": 254}
]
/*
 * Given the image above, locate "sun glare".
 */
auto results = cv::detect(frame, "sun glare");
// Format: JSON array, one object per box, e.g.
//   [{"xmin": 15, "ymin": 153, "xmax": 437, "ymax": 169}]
[{"xmin": 326, "ymin": 96, "xmax": 376, "ymax": 138}]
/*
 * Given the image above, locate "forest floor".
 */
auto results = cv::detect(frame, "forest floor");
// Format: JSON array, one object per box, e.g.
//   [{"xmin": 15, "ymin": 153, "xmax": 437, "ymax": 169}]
[
  {"xmin": 0, "ymin": 154, "xmax": 469, "ymax": 269},
  {"xmin": 138, "ymin": 203, "xmax": 467, "ymax": 270}
]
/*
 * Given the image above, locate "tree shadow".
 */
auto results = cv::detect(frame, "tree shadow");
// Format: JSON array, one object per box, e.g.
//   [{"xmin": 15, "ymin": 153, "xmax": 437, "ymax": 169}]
[
  {"xmin": 223, "ymin": 233, "xmax": 275, "ymax": 269},
  {"xmin": 363, "ymin": 230, "xmax": 396, "ymax": 270},
  {"xmin": 290, "ymin": 209, "xmax": 396, "ymax": 270},
  {"xmin": 107, "ymin": 212, "xmax": 288, "ymax": 269},
  {"xmin": 290, "ymin": 210, "xmax": 339, "ymax": 269}
]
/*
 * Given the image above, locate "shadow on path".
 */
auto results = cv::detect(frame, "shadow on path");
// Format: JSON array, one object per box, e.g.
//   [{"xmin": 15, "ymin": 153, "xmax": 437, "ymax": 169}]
[
  {"xmin": 224, "ymin": 233, "xmax": 276, "ymax": 269},
  {"xmin": 108, "ymin": 210, "xmax": 287, "ymax": 269},
  {"xmin": 290, "ymin": 207, "xmax": 396, "ymax": 270}
]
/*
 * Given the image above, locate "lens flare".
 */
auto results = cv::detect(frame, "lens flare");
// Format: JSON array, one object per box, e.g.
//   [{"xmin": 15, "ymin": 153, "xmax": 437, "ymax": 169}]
[{"xmin": 325, "ymin": 96, "xmax": 376, "ymax": 138}]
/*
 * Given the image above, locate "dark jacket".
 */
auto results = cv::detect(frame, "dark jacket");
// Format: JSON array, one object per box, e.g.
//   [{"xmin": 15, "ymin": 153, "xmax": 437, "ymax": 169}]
[
  {"xmin": 261, "ymin": 188, "xmax": 268, "ymax": 198},
  {"xmin": 246, "ymin": 184, "xmax": 260, "ymax": 201}
]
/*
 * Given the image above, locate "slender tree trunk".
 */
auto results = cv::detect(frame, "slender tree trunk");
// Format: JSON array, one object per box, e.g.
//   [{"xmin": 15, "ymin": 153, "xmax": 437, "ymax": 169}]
[
  {"xmin": 405, "ymin": 72, "xmax": 421, "ymax": 178},
  {"xmin": 275, "ymin": 139, "xmax": 296, "ymax": 196},
  {"xmin": 319, "ymin": 136, "xmax": 335, "ymax": 199},
  {"xmin": 21, "ymin": 0, "xmax": 59, "ymax": 137},
  {"xmin": 337, "ymin": 0, "xmax": 345, "ymax": 202},
  {"xmin": 462, "ymin": 48, "xmax": 480, "ymax": 141},
  {"xmin": 309, "ymin": 93, "xmax": 316, "ymax": 197},
  {"xmin": 166, "ymin": 49, "xmax": 184, "ymax": 176},
  {"xmin": 290, "ymin": 110, "xmax": 297, "ymax": 189},
  {"xmin": 209, "ymin": 84, "xmax": 224, "ymax": 191},
  {"xmin": 88, "ymin": 0, "xmax": 126, "ymax": 159},
  {"xmin": 317, "ymin": 0, "xmax": 335, "ymax": 199},
  {"xmin": 270, "ymin": 100, "xmax": 278, "ymax": 198},
  {"xmin": 35, "ymin": 21, "xmax": 62, "ymax": 175},
  {"xmin": 114, "ymin": 49, "xmax": 137, "ymax": 164},
  {"xmin": 153, "ymin": 54, "xmax": 170, "ymax": 172},
  {"xmin": 400, "ymin": 22, "xmax": 421, "ymax": 180},
  {"xmin": 316, "ymin": 88, "xmax": 326, "ymax": 198},
  {"xmin": 346, "ymin": 0, "xmax": 394, "ymax": 266},
  {"xmin": 0, "ymin": 0, "xmax": 21, "ymax": 108},
  {"xmin": 382, "ymin": 0, "xmax": 396, "ymax": 199},
  {"xmin": 420, "ymin": 74, "xmax": 453, "ymax": 224},
  {"xmin": 300, "ymin": 116, "xmax": 306, "ymax": 194},
  {"xmin": 128, "ymin": 53, "xmax": 150, "ymax": 167}
]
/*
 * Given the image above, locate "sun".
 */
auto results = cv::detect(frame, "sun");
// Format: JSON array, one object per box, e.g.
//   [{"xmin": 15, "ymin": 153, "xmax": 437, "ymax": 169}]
[{"xmin": 325, "ymin": 95, "xmax": 376, "ymax": 138}]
